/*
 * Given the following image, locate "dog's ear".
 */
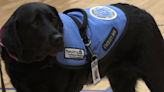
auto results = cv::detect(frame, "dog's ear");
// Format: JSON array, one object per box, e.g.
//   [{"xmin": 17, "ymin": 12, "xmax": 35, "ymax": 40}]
[
  {"xmin": 2, "ymin": 16, "xmax": 36, "ymax": 62},
  {"xmin": 2, "ymin": 15, "xmax": 22, "ymax": 52},
  {"xmin": 1, "ymin": 14, "xmax": 24, "ymax": 61},
  {"xmin": 47, "ymin": 5, "xmax": 63, "ymax": 32}
]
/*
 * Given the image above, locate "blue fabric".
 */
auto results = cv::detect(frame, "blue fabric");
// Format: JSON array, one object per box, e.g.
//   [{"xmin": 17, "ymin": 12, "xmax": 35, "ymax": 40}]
[{"xmin": 56, "ymin": 5, "xmax": 127, "ymax": 66}]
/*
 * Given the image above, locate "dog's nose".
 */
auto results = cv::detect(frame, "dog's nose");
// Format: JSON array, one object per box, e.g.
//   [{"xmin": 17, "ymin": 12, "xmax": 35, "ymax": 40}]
[{"xmin": 52, "ymin": 35, "xmax": 63, "ymax": 44}]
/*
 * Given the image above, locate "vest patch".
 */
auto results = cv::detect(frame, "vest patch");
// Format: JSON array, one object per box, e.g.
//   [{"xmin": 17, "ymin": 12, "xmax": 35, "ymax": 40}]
[
  {"xmin": 65, "ymin": 48, "xmax": 84, "ymax": 59},
  {"xmin": 103, "ymin": 27, "xmax": 118, "ymax": 51},
  {"xmin": 90, "ymin": 6, "xmax": 117, "ymax": 20}
]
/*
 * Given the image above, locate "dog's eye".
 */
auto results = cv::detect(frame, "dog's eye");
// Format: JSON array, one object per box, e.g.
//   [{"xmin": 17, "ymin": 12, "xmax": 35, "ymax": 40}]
[
  {"xmin": 52, "ymin": 19, "xmax": 57, "ymax": 24},
  {"xmin": 32, "ymin": 21, "xmax": 38, "ymax": 26}
]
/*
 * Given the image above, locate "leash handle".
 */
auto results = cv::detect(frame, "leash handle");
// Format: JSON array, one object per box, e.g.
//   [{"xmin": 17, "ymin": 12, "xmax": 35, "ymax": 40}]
[
  {"xmin": 63, "ymin": 8, "xmax": 89, "ymax": 44},
  {"xmin": 0, "ymin": 47, "xmax": 6, "ymax": 92},
  {"xmin": 63, "ymin": 8, "xmax": 88, "ymax": 31}
]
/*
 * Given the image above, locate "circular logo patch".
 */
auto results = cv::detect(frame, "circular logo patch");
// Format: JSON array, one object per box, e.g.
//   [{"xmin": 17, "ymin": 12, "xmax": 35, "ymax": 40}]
[{"xmin": 90, "ymin": 6, "xmax": 117, "ymax": 20}]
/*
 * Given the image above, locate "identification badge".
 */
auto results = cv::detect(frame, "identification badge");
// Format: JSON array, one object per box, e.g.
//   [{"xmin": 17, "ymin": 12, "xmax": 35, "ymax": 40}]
[
  {"xmin": 91, "ymin": 59, "xmax": 101, "ymax": 85},
  {"xmin": 65, "ymin": 48, "xmax": 84, "ymax": 59}
]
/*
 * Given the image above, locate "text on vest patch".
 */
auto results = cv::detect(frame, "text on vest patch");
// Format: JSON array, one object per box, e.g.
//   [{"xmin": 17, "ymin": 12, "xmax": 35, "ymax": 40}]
[{"xmin": 103, "ymin": 27, "xmax": 118, "ymax": 51}]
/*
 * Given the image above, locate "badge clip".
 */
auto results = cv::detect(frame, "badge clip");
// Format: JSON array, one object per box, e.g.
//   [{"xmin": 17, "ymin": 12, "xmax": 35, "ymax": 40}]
[{"xmin": 84, "ymin": 38, "xmax": 101, "ymax": 85}]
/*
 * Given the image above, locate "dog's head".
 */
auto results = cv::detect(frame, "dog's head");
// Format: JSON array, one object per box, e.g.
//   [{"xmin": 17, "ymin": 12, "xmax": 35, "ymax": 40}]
[{"xmin": 1, "ymin": 2, "xmax": 64, "ymax": 63}]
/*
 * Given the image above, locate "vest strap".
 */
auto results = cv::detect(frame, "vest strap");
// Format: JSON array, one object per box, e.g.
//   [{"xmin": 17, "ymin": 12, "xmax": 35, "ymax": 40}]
[{"xmin": 63, "ymin": 9, "xmax": 92, "ymax": 62}]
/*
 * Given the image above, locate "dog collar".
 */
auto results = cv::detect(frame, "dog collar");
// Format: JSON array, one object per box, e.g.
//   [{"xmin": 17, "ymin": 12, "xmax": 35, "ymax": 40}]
[
  {"xmin": 8, "ymin": 54, "xmax": 56, "ymax": 61},
  {"xmin": 50, "ymin": 54, "xmax": 56, "ymax": 57},
  {"xmin": 9, "ymin": 54, "xmax": 18, "ymax": 61}
]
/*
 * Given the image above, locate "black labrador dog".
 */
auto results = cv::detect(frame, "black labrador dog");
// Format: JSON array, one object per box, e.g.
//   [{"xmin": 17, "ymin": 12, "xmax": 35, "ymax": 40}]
[{"xmin": 1, "ymin": 2, "xmax": 164, "ymax": 92}]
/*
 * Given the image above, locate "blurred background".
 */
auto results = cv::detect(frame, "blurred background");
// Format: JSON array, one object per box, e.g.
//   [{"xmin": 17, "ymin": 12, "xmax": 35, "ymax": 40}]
[{"xmin": 0, "ymin": 0, "xmax": 164, "ymax": 92}]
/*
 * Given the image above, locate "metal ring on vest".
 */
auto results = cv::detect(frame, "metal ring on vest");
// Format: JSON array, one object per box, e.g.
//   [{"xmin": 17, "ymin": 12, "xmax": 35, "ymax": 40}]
[{"xmin": 84, "ymin": 37, "xmax": 91, "ymax": 46}]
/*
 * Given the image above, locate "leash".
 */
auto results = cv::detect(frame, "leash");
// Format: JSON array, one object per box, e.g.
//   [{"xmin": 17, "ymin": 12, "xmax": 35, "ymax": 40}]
[{"xmin": 0, "ymin": 47, "xmax": 6, "ymax": 92}]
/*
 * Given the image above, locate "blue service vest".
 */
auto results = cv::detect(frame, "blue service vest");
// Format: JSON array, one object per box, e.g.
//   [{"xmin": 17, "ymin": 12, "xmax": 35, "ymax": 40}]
[{"xmin": 56, "ymin": 5, "xmax": 127, "ymax": 66}]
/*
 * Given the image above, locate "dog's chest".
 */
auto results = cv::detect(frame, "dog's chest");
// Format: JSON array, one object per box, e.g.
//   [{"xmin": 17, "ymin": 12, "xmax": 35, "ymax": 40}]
[{"xmin": 57, "ymin": 5, "xmax": 127, "ymax": 66}]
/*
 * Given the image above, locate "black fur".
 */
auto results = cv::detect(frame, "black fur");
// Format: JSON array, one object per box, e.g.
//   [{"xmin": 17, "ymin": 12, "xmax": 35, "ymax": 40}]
[{"xmin": 2, "ymin": 2, "xmax": 164, "ymax": 92}]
